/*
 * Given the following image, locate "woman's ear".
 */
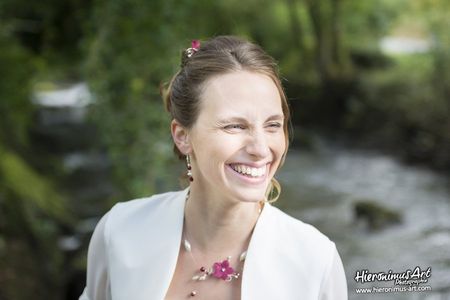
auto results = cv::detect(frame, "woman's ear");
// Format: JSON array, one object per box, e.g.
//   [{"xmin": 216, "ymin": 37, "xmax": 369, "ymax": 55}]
[{"xmin": 171, "ymin": 119, "xmax": 191, "ymax": 155}]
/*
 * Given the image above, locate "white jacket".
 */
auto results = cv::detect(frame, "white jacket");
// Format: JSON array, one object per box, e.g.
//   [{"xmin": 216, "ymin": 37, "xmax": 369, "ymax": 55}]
[{"xmin": 80, "ymin": 188, "xmax": 348, "ymax": 300}]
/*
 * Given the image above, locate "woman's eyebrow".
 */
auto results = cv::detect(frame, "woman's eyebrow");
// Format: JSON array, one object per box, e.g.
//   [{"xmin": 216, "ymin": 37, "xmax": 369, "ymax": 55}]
[
  {"xmin": 217, "ymin": 114, "xmax": 284, "ymax": 124},
  {"xmin": 266, "ymin": 114, "xmax": 284, "ymax": 122},
  {"xmin": 216, "ymin": 117, "xmax": 247, "ymax": 124}
]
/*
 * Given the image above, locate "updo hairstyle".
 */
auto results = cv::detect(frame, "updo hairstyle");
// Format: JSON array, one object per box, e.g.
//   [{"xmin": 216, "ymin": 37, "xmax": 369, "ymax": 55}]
[
  {"xmin": 162, "ymin": 36, "xmax": 290, "ymax": 201},
  {"xmin": 163, "ymin": 35, "xmax": 290, "ymax": 161}
]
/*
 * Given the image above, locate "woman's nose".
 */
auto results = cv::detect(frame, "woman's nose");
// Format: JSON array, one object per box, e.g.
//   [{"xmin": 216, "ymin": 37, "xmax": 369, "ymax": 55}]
[{"xmin": 245, "ymin": 129, "xmax": 270, "ymax": 158}]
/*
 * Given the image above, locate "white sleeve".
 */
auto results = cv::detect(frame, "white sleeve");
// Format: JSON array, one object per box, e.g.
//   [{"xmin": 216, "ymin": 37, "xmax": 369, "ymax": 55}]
[
  {"xmin": 319, "ymin": 245, "xmax": 348, "ymax": 300},
  {"xmin": 79, "ymin": 213, "xmax": 111, "ymax": 300}
]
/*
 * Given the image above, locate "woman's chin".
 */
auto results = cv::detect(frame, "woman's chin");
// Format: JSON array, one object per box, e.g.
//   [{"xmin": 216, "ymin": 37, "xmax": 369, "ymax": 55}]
[{"xmin": 230, "ymin": 186, "xmax": 267, "ymax": 203}]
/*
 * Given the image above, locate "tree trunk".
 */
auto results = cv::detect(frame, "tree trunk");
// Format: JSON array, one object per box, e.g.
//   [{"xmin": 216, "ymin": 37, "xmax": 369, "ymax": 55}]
[
  {"xmin": 286, "ymin": 0, "xmax": 306, "ymax": 54},
  {"xmin": 331, "ymin": 0, "xmax": 342, "ymax": 66},
  {"xmin": 305, "ymin": 0, "xmax": 331, "ymax": 82}
]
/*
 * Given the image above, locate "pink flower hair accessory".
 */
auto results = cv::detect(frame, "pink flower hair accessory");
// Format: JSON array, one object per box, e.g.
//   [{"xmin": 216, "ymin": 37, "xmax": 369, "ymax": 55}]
[
  {"xmin": 191, "ymin": 40, "xmax": 200, "ymax": 50},
  {"xmin": 185, "ymin": 39, "xmax": 201, "ymax": 58}
]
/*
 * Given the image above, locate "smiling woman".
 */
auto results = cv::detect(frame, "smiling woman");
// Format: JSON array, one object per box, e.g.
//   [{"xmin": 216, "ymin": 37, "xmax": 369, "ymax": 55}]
[
  {"xmin": 174, "ymin": 71, "xmax": 286, "ymax": 204},
  {"xmin": 79, "ymin": 36, "xmax": 348, "ymax": 300}
]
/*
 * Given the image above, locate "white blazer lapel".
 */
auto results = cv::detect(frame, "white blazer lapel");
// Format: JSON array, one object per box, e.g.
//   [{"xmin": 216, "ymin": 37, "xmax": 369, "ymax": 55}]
[
  {"xmin": 241, "ymin": 203, "xmax": 292, "ymax": 299},
  {"xmin": 241, "ymin": 204, "xmax": 334, "ymax": 300},
  {"xmin": 241, "ymin": 204, "xmax": 311, "ymax": 299},
  {"xmin": 108, "ymin": 189, "xmax": 188, "ymax": 300}
]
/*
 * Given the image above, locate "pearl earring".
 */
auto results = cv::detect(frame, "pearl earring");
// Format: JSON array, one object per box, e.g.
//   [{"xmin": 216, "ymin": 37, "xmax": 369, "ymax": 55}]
[{"xmin": 186, "ymin": 155, "xmax": 193, "ymax": 182}]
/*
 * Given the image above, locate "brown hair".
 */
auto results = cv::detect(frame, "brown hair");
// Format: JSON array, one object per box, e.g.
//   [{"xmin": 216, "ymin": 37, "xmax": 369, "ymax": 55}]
[{"xmin": 163, "ymin": 35, "xmax": 291, "ymax": 166}]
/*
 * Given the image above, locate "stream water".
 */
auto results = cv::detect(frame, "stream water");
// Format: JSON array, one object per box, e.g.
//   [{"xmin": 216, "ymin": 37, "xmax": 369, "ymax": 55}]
[{"xmin": 277, "ymin": 141, "xmax": 450, "ymax": 299}]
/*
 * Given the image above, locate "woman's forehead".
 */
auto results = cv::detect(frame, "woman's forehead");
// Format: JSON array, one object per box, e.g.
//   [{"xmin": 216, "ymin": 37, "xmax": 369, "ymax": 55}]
[{"xmin": 198, "ymin": 71, "xmax": 282, "ymax": 115}]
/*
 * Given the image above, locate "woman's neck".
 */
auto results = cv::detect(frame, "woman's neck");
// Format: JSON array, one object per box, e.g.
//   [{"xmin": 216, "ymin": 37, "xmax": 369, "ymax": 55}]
[{"xmin": 184, "ymin": 184, "xmax": 262, "ymax": 255}]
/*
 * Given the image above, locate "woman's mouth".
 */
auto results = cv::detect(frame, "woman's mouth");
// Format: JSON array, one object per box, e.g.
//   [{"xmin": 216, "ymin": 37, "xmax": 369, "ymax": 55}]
[{"xmin": 228, "ymin": 163, "xmax": 267, "ymax": 178}]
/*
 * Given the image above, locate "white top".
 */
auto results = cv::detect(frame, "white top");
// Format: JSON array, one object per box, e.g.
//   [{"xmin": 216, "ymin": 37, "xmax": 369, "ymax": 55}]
[{"xmin": 79, "ymin": 188, "xmax": 348, "ymax": 300}]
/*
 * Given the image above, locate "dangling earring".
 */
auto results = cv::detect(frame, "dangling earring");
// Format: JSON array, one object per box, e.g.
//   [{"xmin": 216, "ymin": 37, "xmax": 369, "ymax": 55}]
[
  {"xmin": 186, "ymin": 154, "xmax": 193, "ymax": 182},
  {"xmin": 265, "ymin": 178, "xmax": 281, "ymax": 203}
]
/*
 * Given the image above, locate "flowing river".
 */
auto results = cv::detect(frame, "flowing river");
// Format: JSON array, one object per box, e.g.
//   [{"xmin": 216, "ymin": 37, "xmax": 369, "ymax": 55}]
[{"xmin": 277, "ymin": 141, "xmax": 450, "ymax": 299}]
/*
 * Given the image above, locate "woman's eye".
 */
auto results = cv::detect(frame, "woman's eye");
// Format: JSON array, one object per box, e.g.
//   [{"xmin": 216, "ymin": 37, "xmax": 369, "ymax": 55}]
[
  {"xmin": 224, "ymin": 124, "xmax": 245, "ymax": 130},
  {"xmin": 267, "ymin": 122, "xmax": 282, "ymax": 129}
]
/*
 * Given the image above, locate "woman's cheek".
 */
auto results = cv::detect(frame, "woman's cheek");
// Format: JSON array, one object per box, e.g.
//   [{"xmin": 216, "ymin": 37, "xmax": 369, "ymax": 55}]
[{"xmin": 271, "ymin": 132, "xmax": 286, "ymax": 149}]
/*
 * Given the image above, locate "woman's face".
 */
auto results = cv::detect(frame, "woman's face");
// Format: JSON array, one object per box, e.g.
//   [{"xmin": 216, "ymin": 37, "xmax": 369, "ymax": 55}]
[{"xmin": 188, "ymin": 70, "xmax": 286, "ymax": 203}]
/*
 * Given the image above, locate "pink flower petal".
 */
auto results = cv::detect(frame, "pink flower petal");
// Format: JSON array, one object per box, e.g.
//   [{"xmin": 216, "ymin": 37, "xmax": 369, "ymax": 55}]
[
  {"xmin": 212, "ymin": 263, "xmax": 223, "ymax": 278},
  {"xmin": 225, "ymin": 267, "xmax": 234, "ymax": 275},
  {"xmin": 191, "ymin": 40, "xmax": 200, "ymax": 50},
  {"xmin": 221, "ymin": 260, "xmax": 229, "ymax": 268}
]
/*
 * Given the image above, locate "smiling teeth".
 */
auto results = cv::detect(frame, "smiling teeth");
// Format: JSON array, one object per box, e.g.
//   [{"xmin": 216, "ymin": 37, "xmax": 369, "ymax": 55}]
[{"xmin": 231, "ymin": 164, "xmax": 266, "ymax": 177}]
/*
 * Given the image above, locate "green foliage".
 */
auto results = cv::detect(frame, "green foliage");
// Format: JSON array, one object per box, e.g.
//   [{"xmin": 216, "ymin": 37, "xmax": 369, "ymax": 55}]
[
  {"xmin": 342, "ymin": 0, "xmax": 406, "ymax": 46},
  {"xmin": 342, "ymin": 0, "xmax": 450, "ymax": 168},
  {"xmin": 0, "ymin": 28, "xmax": 69, "ymax": 222},
  {"xmin": 84, "ymin": 0, "xmax": 281, "ymax": 199},
  {"xmin": 0, "ymin": 0, "xmax": 92, "ymax": 63},
  {"xmin": 0, "ymin": 33, "xmax": 34, "ymax": 147},
  {"xmin": 0, "ymin": 29, "xmax": 70, "ymax": 300},
  {"xmin": 0, "ymin": 145, "xmax": 70, "ymax": 222}
]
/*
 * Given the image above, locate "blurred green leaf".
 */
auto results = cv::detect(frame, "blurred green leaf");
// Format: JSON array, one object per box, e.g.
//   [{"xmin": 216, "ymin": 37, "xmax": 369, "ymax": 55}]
[{"xmin": 0, "ymin": 145, "xmax": 71, "ymax": 223}]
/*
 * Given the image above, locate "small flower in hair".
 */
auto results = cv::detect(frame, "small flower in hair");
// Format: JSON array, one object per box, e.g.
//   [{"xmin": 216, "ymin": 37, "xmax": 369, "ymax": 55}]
[
  {"xmin": 186, "ymin": 39, "xmax": 201, "ymax": 58},
  {"xmin": 191, "ymin": 40, "xmax": 200, "ymax": 50}
]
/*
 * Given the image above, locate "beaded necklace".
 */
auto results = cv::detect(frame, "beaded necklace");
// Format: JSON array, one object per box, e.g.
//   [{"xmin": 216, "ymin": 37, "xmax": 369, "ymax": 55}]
[
  {"xmin": 182, "ymin": 236, "xmax": 247, "ymax": 297},
  {"xmin": 182, "ymin": 193, "xmax": 263, "ymax": 297}
]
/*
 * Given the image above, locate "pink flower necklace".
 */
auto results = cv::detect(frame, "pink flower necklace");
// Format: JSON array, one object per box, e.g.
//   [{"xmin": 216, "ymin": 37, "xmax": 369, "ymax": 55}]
[
  {"xmin": 182, "ymin": 237, "xmax": 247, "ymax": 297},
  {"xmin": 182, "ymin": 192, "xmax": 262, "ymax": 297}
]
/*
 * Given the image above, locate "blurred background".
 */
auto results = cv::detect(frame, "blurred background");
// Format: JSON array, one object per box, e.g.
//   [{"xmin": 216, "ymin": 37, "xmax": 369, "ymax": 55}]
[{"xmin": 0, "ymin": 0, "xmax": 449, "ymax": 299}]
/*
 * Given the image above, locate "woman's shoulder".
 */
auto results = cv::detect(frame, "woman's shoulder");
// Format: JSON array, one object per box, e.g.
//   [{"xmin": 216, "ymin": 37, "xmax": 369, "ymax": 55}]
[
  {"xmin": 245, "ymin": 204, "xmax": 344, "ymax": 298},
  {"xmin": 104, "ymin": 189, "xmax": 187, "ymax": 234},
  {"xmin": 265, "ymin": 204, "xmax": 335, "ymax": 251},
  {"xmin": 111, "ymin": 189, "xmax": 185, "ymax": 213}
]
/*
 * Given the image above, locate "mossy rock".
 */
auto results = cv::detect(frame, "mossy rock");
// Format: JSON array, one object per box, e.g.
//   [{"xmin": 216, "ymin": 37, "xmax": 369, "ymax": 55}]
[{"xmin": 353, "ymin": 199, "xmax": 402, "ymax": 231}]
